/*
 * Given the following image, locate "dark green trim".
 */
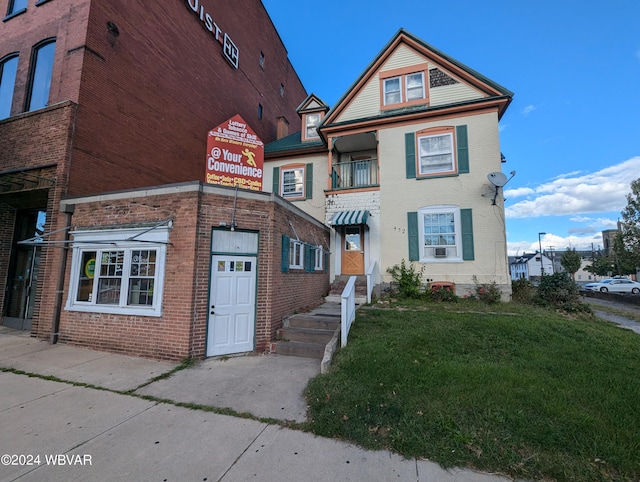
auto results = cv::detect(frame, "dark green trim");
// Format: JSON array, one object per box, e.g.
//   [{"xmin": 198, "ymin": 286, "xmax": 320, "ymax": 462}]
[
  {"xmin": 405, "ymin": 132, "xmax": 416, "ymax": 179},
  {"xmin": 407, "ymin": 212, "xmax": 419, "ymax": 261},
  {"xmin": 456, "ymin": 125, "xmax": 469, "ymax": 174},
  {"xmin": 281, "ymin": 234, "xmax": 290, "ymax": 272},
  {"xmin": 305, "ymin": 163, "xmax": 313, "ymax": 199},
  {"xmin": 461, "ymin": 209, "xmax": 474, "ymax": 260},
  {"xmin": 272, "ymin": 166, "xmax": 280, "ymax": 195}
]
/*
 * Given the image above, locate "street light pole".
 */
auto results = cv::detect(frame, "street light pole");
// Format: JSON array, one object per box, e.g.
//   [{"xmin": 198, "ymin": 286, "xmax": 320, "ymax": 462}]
[{"xmin": 538, "ymin": 232, "xmax": 546, "ymax": 277}]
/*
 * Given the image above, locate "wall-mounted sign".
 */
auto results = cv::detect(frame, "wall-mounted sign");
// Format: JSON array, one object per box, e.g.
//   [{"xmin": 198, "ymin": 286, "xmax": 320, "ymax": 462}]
[
  {"xmin": 182, "ymin": 0, "xmax": 239, "ymax": 68},
  {"xmin": 206, "ymin": 115, "xmax": 264, "ymax": 191}
]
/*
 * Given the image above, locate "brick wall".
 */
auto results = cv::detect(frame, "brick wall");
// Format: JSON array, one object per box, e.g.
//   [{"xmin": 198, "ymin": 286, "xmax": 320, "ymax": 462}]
[{"xmin": 56, "ymin": 184, "xmax": 329, "ymax": 360}]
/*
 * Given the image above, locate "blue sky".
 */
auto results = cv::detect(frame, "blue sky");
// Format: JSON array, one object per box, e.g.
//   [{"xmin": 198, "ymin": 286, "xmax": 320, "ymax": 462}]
[{"xmin": 262, "ymin": 0, "xmax": 640, "ymax": 256}]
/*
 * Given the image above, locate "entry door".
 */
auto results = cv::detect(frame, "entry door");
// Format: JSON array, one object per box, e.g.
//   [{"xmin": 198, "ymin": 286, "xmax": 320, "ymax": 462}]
[
  {"xmin": 341, "ymin": 226, "xmax": 364, "ymax": 275},
  {"xmin": 207, "ymin": 256, "xmax": 257, "ymax": 357}
]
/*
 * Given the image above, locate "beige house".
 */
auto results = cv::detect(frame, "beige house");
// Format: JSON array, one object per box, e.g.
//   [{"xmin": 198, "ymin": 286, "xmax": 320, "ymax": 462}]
[{"xmin": 265, "ymin": 29, "xmax": 513, "ymax": 298}]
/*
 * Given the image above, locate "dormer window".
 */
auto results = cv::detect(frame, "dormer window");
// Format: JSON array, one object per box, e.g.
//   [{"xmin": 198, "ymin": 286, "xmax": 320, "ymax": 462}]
[{"xmin": 304, "ymin": 113, "xmax": 321, "ymax": 140}]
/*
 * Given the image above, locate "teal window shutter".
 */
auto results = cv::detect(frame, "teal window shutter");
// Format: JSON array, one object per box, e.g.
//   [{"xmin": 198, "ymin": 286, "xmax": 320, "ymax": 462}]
[
  {"xmin": 305, "ymin": 163, "xmax": 313, "ymax": 199},
  {"xmin": 407, "ymin": 212, "xmax": 419, "ymax": 261},
  {"xmin": 304, "ymin": 244, "xmax": 313, "ymax": 272},
  {"xmin": 272, "ymin": 167, "xmax": 280, "ymax": 195},
  {"xmin": 456, "ymin": 125, "xmax": 469, "ymax": 174},
  {"xmin": 281, "ymin": 234, "xmax": 290, "ymax": 272},
  {"xmin": 461, "ymin": 208, "xmax": 474, "ymax": 260},
  {"xmin": 405, "ymin": 132, "xmax": 416, "ymax": 179}
]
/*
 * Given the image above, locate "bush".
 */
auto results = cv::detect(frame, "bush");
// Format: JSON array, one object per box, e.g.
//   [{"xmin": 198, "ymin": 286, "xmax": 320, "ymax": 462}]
[
  {"xmin": 511, "ymin": 278, "xmax": 536, "ymax": 304},
  {"xmin": 386, "ymin": 259, "xmax": 424, "ymax": 299},
  {"xmin": 535, "ymin": 272, "xmax": 581, "ymax": 310},
  {"xmin": 426, "ymin": 285, "xmax": 458, "ymax": 303},
  {"xmin": 465, "ymin": 276, "xmax": 502, "ymax": 304}
]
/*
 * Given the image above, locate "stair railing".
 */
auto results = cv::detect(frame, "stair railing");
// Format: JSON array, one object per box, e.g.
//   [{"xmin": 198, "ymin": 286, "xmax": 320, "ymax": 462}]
[
  {"xmin": 341, "ymin": 276, "xmax": 357, "ymax": 347},
  {"xmin": 366, "ymin": 260, "xmax": 377, "ymax": 304}
]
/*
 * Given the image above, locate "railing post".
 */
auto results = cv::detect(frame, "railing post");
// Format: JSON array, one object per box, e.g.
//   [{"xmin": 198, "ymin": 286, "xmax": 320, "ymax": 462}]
[{"xmin": 341, "ymin": 276, "xmax": 357, "ymax": 347}]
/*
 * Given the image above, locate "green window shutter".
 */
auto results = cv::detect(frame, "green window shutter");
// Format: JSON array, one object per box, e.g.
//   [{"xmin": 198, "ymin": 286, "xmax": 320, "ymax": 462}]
[
  {"xmin": 304, "ymin": 244, "xmax": 313, "ymax": 272},
  {"xmin": 407, "ymin": 212, "xmax": 419, "ymax": 261},
  {"xmin": 405, "ymin": 132, "xmax": 416, "ymax": 179},
  {"xmin": 456, "ymin": 125, "xmax": 469, "ymax": 174},
  {"xmin": 272, "ymin": 167, "xmax": 280, "ymax": 195},
  {"xmin": 281, "ymin": 234, "xmax": 290, "ymax": 272},
  {"xmin": 461, "ymin": 208, "xmax": 474, "ymax": 260},
  {"xmin": 305, "ymin": 163, "xmax": 313, "ymax": 199}
]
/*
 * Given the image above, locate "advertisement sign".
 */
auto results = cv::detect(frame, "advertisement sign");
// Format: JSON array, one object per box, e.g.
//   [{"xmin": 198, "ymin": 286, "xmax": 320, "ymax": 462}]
[{"xmin": 205, "ymin": 115, "xmax": 264, "ymax": 191}]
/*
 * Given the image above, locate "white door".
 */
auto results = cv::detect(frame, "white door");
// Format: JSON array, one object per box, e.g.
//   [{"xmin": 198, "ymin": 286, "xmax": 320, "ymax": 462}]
[{"xmin": 207, "ymin": 256, "xmax": 256, "ymax": 357}]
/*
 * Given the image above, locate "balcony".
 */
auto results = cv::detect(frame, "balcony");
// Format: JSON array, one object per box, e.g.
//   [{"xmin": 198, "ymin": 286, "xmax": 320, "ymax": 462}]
[{"xmin": 331, "ymin": 158, "xmax": 378, "ymax": 190}]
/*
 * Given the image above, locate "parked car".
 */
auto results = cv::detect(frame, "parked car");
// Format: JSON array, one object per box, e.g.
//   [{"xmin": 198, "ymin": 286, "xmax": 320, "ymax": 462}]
[{"xmin": 584, "ymin": 278, "xmax": 640, "ymax": 294}]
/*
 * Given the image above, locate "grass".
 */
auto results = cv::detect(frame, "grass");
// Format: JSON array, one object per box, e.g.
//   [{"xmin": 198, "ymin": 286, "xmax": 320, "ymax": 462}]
[{"xmin": 304, "ymin": 300, "xmax": 640, "ymax": 481}]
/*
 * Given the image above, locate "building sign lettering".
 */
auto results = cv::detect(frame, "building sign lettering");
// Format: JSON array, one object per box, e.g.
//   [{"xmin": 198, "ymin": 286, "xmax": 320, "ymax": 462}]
[
  {"xmin": 183, "ymin": 0, "xmax": 239, "ymax": 68},
  {"xmin": 206, "ymin": 115, "xmax": 264, "ymax": 191}
]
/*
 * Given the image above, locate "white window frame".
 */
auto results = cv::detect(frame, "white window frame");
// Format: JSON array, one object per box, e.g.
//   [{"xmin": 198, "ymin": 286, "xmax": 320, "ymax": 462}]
[
  {"xmin": 383, "ymin": 76, "xmax": 402, "ymax": 105},
  {"xmin": 66, "ymin": 226, "xmax": 169, "ymax": 317},
  {"xmin": 418, "ymin": 206, "xmax": 462, "ymax": 262},
  {"xmin": 305, "ymin": 113, "xmax": 321, "ymax": 139},
  {"xmin": 281, "ymin": 167, "xmax": 304, "ymax": 199},
  {"xmin": 314, "ymin": 245, "xmax": 323, "ymax": 271},
  {"xmin": 405, "ymin": 72, "xmax": 425, "ymax": 101},
  {"xmin": 289, "ymin": 239, "xmax": 304, "ymax": 269},
  {"xmin": 418, "ymin": 131, "xmax": 454, "ymax": 175}
]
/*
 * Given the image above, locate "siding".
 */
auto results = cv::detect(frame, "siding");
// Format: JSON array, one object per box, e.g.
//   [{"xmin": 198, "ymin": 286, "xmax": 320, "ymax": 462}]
[{"xmin": 430, "ymin": 82, "xmax": 485, "ymax": 106}]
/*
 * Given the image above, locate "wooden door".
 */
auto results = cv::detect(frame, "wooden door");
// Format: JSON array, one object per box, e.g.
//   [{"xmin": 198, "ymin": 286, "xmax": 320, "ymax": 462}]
[{"xmin": 341, "ymin": 226, "xmax": 364, "ymax": 275}]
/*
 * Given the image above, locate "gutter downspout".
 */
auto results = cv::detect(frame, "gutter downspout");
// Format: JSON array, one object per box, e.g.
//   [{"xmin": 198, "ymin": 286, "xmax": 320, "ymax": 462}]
[{"xmin": 51, "ymin": 204, "xmax": 74, "ymax": 344}]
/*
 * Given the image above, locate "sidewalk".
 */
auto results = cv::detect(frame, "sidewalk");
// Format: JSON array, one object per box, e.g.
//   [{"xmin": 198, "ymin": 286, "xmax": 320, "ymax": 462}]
[{"xmin": 0, "ymin": 324, "xmax": 512, "ymax": 481}]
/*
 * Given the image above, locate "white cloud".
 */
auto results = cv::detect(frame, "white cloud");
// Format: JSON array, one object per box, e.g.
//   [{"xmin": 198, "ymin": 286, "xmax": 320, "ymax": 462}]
[
  {"xmin": 505, "ymin": 157, "xmax": 640, "ymax": 219},
  {"xmin": 522, "ymin": 105, "xmax": 537, "ymax": 116},
  {"xmin": 507, "ymin": 232, "xmax": 606, "ymax": 256}
]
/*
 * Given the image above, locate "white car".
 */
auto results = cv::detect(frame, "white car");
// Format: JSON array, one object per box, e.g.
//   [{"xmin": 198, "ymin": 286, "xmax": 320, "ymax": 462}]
[{"xmin": 584, "ymin": 278, "xmax": 640, "ymax": 294}]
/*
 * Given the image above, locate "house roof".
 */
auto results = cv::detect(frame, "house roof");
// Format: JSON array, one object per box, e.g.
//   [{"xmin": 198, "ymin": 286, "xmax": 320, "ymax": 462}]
[
  {"xmin": 264, "ymin": 131, "xmax": 325, "ymax": 157},
  {"xmin": 320, "ymin": 28, "xmax": 513, "ymax": 132}
]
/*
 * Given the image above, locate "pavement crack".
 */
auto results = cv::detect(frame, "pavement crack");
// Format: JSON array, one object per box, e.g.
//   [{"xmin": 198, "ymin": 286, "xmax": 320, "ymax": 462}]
[{"xmin": 217, "ymin": 423, "xmax": 271, "ymax": 481}]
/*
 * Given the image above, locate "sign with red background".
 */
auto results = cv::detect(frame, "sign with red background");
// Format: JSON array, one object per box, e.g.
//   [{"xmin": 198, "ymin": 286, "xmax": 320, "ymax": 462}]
[{"xmin": 205, "ymin": 115, "xmax": 264, "ymax": 191}]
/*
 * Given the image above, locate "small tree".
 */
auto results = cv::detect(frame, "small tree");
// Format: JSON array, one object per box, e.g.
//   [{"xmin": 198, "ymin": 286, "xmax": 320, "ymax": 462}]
[
  {"xmin": 560, "ymin": 248, "xmax": 582, "ymax": 280},
  {"xmin": 621, "ymin": 178, "xmax": 640, "ymax": 262}
]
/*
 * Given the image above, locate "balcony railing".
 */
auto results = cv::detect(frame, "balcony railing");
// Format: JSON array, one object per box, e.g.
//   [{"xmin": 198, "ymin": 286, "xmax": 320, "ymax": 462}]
[{"xmin": 331, "ymin": 158, "xmax": 378, "ymax": 190}]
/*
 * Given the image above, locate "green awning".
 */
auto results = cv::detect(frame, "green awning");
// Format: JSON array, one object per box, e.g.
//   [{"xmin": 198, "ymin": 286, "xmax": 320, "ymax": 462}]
[{"xmin": 329, "ymin": 210, "xmax": 370, "ymax": 226}]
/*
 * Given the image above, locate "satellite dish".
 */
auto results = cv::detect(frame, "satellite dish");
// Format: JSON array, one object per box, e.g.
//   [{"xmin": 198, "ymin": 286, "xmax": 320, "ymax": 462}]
[{"xmin": 487, "ymin": 172, "xmax": 508, "ymax": 187}]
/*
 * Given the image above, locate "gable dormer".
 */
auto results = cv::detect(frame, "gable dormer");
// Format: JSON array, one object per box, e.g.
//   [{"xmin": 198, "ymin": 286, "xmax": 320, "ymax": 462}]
[{"xmin": 297, "ymin": 94, "xmax": 329, "ymax": 142}]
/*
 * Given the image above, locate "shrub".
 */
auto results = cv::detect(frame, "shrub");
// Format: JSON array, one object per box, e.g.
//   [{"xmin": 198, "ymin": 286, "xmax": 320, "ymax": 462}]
[
  {"xmin": 386, "ymin": 259, "xmax": 424, "ymax": 299},
  {"xmin": 466, "ymin": 276, "xmax": 502, "ymax": 304},
  {"xmin": 535, "ymin": 272, "xmax": 581, "ymax": 310},
  {"xmin": 511, "ymin": 278, "xmax": 536, "ymax": 304},
  {"xmin": 427, "ymin": 285, "xmax": 458, "ymax": 303}
]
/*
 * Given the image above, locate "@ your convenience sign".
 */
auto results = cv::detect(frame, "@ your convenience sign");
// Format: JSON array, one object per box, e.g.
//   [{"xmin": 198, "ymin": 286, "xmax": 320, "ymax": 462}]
[{"xmin": 206, "ymin": 115, "xmax": 264, "ymax": 191}]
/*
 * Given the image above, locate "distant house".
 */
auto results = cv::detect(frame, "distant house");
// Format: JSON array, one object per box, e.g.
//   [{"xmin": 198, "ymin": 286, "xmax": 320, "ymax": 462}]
[
  {"xmin": 265, "ymin": 29, "xmax": 514, "ymax": 298},
  {"xmin": 510, "ymin": 252, "xmax": 554, "ymax": 281}
]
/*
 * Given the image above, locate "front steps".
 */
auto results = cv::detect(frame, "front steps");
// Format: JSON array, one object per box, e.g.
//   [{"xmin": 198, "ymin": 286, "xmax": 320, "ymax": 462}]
[
  {"xmin": 325, "ymin": 275, "xmax": 368, "ymax": 304},
  {"xmin": 274, "ymin": 304, "xmax": 341, "ymax": 359}
]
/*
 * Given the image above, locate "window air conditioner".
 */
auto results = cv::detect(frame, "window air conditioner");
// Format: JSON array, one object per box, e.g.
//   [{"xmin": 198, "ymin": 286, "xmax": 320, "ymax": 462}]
[{"xmin": 434, "ymin": 247, "xmax": 447, "ymax": 258}]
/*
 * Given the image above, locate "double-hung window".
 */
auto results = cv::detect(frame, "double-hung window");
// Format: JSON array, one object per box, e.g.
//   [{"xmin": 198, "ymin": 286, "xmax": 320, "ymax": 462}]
[
  {"xmin": 0, "ymin": 54, "xmax": 19, "ymax": 120},
  {"xmin": 407, "ymin": 206, "xmax": 474, "ymax": 262},
  {"xmin": 418, "ymin": 130, "xmax": 454, "ymax": 175},
  {"xmin": 67, "ymin": 226, "xmax": 169, "ymax": 316},
  {"xmin": 282, "ymin": 167, "xmax": 304, "ymax": 199},
  {"xmin": 26, "ymin": 39, "xmax": 56, "ymax": 112},
  {"xmin": 381, "ymin": 65, "xmax": 428, "ymax": 108},
  {"xmin": 289, "ymin": 239, "xmax": 303, "ymax": 269},
  {"xmin": 305, "ymin": 113, "xmax": 321, "ymax": 140}
]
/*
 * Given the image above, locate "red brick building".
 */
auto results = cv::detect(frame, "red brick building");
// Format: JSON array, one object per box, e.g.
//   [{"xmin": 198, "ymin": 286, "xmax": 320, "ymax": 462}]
[
  {"xmin": 56, "ymin": 183, "xmax": 329, "ymax": 360},
  {"xmin": 0, "ymin": 0, "xmax": 308, "ymax": 346}
]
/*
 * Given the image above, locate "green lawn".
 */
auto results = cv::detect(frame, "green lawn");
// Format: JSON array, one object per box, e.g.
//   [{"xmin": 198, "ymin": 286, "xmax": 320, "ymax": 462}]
[{"xmin": 304, "ymin": 301, "xmax": 640, "ymax": 481}]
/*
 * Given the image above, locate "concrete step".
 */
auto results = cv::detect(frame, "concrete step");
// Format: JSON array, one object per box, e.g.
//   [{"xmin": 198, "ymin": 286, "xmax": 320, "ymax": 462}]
[
  {"xmin": 274, "ymin": 341, "xmax": 325, "ymax": 359},
  {"xmin": 325, "ymin": 294, "xmax": 367, "ymax": 304},
  {"xmin": 286, "ymin": 313, "xmax": 340, "ymax": 331},
  {"xmin": 279, "ymin": 326, "xmax": 334, "ymax": 345}
]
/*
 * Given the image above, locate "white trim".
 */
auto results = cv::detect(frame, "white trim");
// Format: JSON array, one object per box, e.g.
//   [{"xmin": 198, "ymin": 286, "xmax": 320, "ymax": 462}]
[
  {"xmin": 65, "ymin": 226, "xmax": 169, "ymax": 317},
  {"xmin": 418, "ymin": 205, "xmax": 462, "ymax": 263}
]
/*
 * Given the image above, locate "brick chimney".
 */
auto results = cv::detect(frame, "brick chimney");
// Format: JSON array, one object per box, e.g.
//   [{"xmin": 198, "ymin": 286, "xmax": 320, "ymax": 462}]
[{"xmin": 276, "ymin": 116, "xmax": 289, "ymax": 140}]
